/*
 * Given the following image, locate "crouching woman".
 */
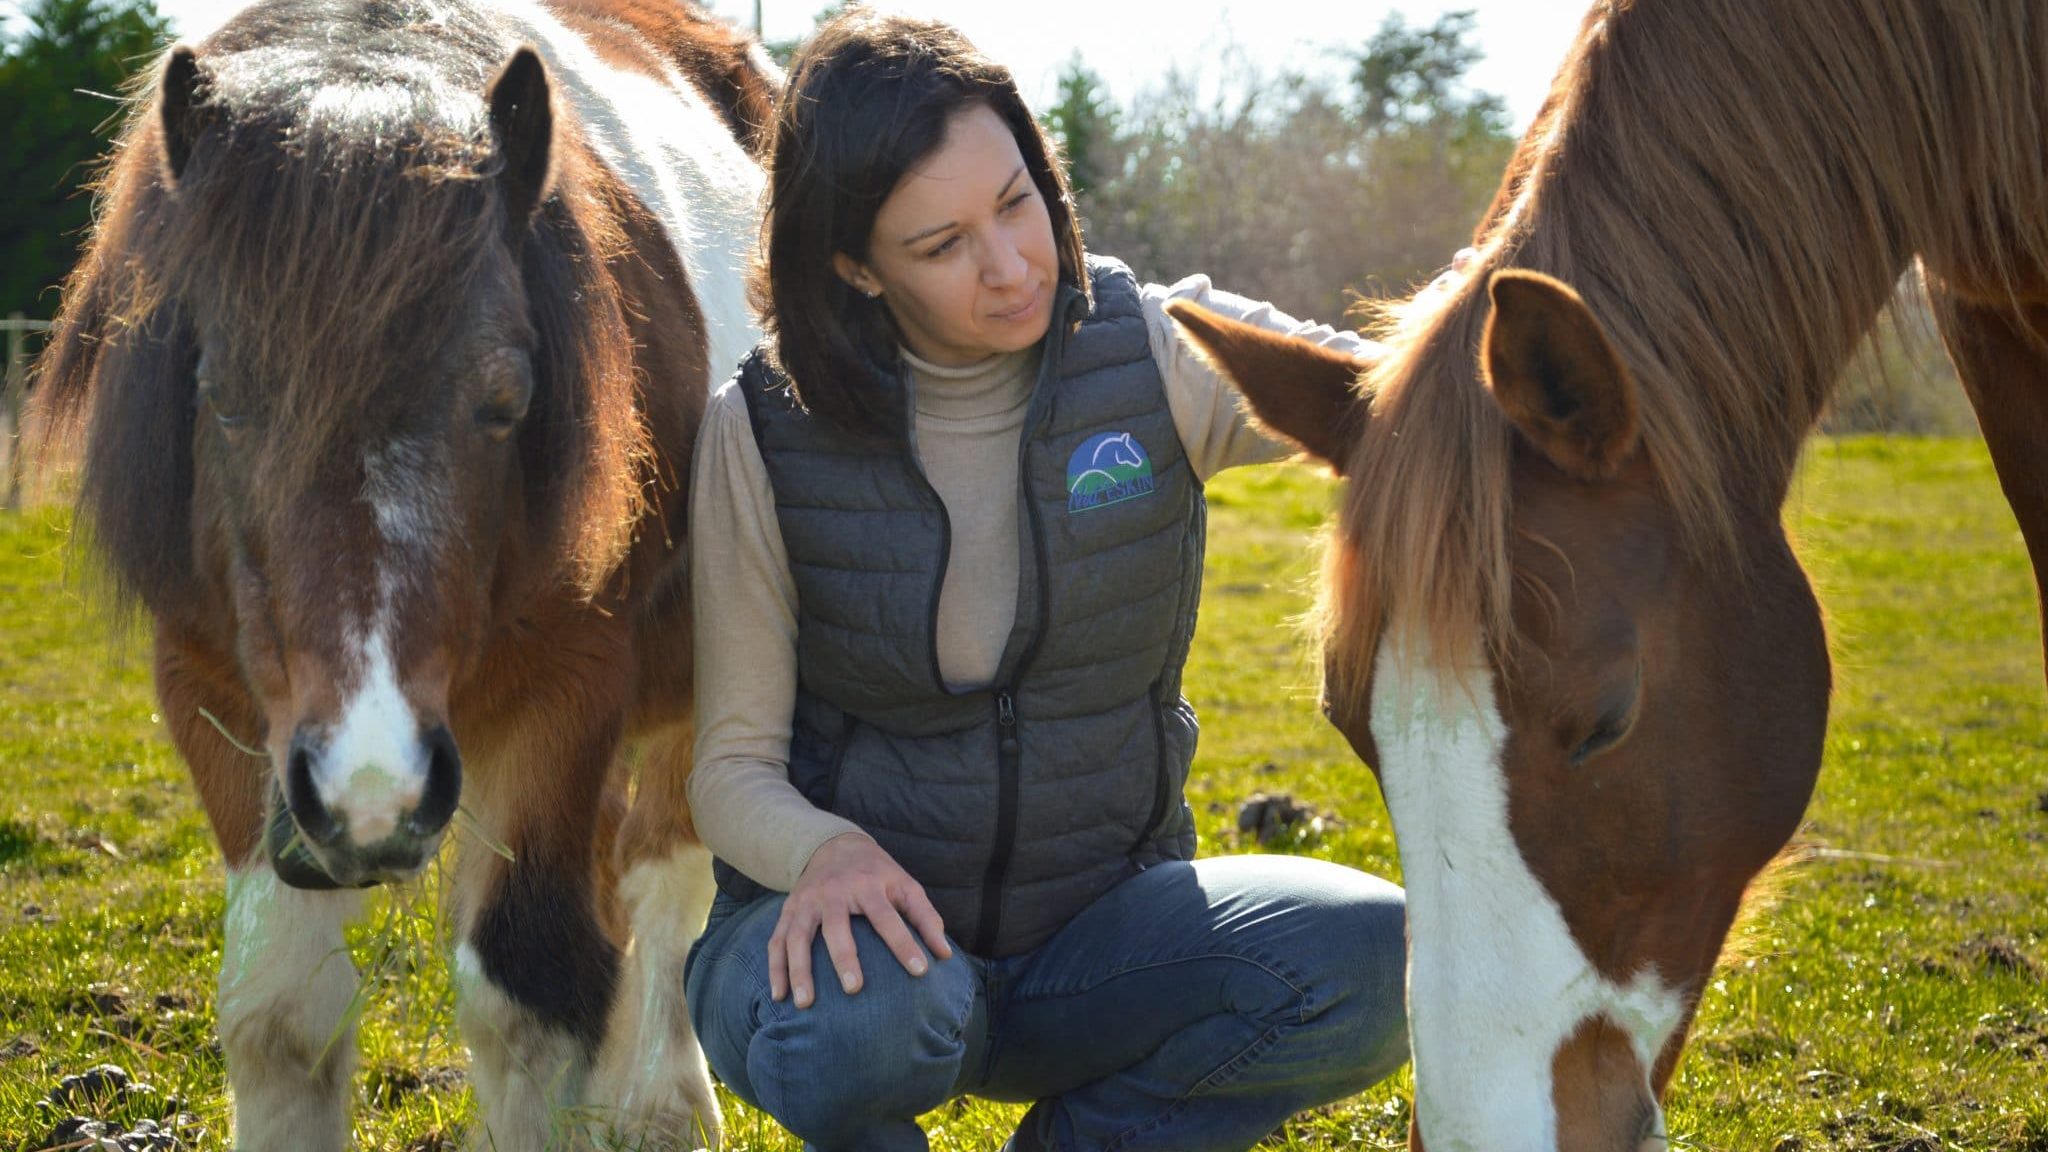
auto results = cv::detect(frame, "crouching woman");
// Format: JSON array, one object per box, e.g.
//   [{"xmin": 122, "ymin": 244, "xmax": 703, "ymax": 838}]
[{"xmin": 684, "ymin": 11, "xmax": 1409, "ymax": 1150}]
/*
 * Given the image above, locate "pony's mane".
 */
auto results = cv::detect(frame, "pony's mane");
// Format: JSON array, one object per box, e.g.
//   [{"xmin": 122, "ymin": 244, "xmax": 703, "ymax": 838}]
[
  {"xmin": 1328, "ymin": 0, "xmax": 2048, "ymax": 684},
  {"xmin": 36, "ymin": 0, "xmax": 658, "ymax": 607}
]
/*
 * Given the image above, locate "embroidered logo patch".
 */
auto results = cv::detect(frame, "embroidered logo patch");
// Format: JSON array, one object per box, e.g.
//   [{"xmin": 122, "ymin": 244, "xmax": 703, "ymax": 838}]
[{"xmin": 1067, "ymin": 432, "xmax": 1156, "ymax": 513}]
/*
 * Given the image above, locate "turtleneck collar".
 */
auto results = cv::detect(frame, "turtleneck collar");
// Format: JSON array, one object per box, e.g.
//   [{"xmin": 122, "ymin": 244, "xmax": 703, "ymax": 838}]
[{"xmin": 901, "ymin": 345, "xmax": 1040, "ymax": 423}]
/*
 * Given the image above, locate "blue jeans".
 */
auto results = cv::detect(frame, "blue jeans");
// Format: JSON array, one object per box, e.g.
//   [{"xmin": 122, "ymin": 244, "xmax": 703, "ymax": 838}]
[{"xmin": 684, "ymin": 855, "xmax": 1408, "ymax": 1152}]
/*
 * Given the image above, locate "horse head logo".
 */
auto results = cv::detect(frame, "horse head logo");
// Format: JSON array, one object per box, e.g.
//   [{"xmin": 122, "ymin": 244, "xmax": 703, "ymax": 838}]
[{"xmin": 1067, "ymin": 431, "xmax": 1157, "ymax": 512}]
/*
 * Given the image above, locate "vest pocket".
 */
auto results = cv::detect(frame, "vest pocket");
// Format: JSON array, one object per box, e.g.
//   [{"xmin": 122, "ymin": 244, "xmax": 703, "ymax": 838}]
[
  {"xmin": 790, "ymin": 710, "xmax": 861, "ymax": 813},
  {"xmin": 1136, "ymin": 682, "xmax": 1174, "ymax": 852}
]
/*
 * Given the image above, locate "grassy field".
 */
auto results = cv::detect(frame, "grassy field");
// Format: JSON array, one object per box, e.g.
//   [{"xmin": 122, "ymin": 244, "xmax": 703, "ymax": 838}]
[{"xmin": 2, "ymin": 436, "xmax": 2045, "ymax": 1151}]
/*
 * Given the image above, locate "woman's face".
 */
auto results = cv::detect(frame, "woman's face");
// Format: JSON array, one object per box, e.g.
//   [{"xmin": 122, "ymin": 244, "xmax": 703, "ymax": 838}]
[{"xmin": 836, "ymin": 102, "xmax": 1060, "ymax": 368}]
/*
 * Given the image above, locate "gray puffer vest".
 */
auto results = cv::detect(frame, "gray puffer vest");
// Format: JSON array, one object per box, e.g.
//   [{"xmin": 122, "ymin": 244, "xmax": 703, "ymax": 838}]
[{"xmin": 719, "ymin": 256, "xmax": 1204, "ymax": 956}]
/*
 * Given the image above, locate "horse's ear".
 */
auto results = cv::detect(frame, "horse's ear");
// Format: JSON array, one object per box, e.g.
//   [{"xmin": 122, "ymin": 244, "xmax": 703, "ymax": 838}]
[
  {"xmin": 159, "ymin": 46, "xmax": 209, "ymax": 182},
  {"xmin": 487, "ymin": 46, "xmax": 555, "ymax": 228},
  {"xmin": 1164, "ymin": 300, "xmax": 1373, "ymax": 476},
  {"xmin": 1481, "ymin": 269, "xmax": 1640, "ymax": 481}
]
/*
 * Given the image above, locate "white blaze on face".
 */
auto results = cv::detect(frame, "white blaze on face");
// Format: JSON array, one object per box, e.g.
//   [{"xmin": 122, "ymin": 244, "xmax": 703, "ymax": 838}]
[
  {"xmin": 312, "ymin": 444, "xmax": 444, "ymax": 845},
  {"xmin": 320, "ymin": 625, "xmax": 424, "ymax": 844},
  {"xmin": 1369, "ymin": 629, "xmax": 1685, "ymax": 1152}
]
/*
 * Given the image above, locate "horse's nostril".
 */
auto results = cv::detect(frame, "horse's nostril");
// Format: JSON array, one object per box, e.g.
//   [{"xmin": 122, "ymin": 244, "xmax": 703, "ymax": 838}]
[
  {"xmin": 285, "ymin": 729, "xmax": 343, "ymax": 846},
  {"xmin": 411, "ymin": 724, "xmax": 462, "ymax": 837}
]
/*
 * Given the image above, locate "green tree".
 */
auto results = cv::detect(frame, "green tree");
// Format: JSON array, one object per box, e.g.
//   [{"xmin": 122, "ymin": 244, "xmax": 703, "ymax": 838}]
[
  {"xmin": 1040, "ymin": 56, "xmax": 1117, "ymax": 202},
  {"xmin": 1074, "ymin": 13, "xmax": 1515, "ymax": 322},
  {"xmin": 0, "ymin": 0, "xmax": 170, "ymax": 321},
  {"xmin": 1350, "ymin": 9, "xmax": 1507, "ymax": 138}
]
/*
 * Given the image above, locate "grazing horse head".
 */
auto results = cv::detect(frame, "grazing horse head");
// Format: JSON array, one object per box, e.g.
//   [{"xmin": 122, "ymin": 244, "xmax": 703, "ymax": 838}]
[
  {"xmin": 40, "ymin": 4, "xmax": 646, "ymax": 888},
  {"xmin": 1173, "ymin": 269, "xmax": 1829, "ymax": 1149},
  {"xmin": 1168, "ymin": 0, "xmax": 2048, "ymax": 1141}
]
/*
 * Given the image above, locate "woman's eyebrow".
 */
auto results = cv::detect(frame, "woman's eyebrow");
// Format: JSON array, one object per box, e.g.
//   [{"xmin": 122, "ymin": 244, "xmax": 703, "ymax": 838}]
[{"xmin": 898, "ymin": 166, "xmax": 1029, "ymax": 247}]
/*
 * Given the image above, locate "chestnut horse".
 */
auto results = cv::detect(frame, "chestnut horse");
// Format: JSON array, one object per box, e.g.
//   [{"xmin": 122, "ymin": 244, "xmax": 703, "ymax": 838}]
[
  {"xmin": 34, "ymin": 0, "xmax": 770, "ymax": 1147},
  {"xmin": 1171, "ymin": 1, "xmax": 2048, "ymax": 1149}
]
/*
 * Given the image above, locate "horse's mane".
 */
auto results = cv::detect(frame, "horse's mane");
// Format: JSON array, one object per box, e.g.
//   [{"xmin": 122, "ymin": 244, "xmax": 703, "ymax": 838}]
[
  {"xmin": 1329, "ymin": 0, "xmax": 2048, "ymax": 684},
  {"xmin": 33, "ymin": 0, "xmax": 744, "ymax": 610}
]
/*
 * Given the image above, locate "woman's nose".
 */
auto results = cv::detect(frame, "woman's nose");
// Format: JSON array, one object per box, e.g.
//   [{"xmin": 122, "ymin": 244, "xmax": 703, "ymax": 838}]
[{"xmin": 981, "ymin": 235, "xmax": 1028, "ymax": 287}]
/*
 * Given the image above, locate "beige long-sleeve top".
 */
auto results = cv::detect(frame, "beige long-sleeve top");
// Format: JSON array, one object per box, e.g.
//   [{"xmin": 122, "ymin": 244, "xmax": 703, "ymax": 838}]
[{"xmin": 688, "ymin": 274, "xmax": 1370, "ymax": 892}]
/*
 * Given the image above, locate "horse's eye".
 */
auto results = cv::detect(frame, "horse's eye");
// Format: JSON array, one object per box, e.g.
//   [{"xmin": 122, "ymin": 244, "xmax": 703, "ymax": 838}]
[
  {"xmin": 475, "ymin": 361, "xmax": 533, "ymax": 443},
  {"xmin": 197, "ymin": 377, "xmax": 248, "ymax": 439},
  {"xmin": 1569, "ymin": 716, "xmax": 1630, "ymax": 765},
  {"xmin": 1569, "ymin": 664, "xmax": 1641, "ymax": 766}
]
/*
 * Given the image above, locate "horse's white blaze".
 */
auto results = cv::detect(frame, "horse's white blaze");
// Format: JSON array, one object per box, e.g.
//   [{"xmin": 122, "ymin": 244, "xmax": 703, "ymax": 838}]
[
  {"xmin": 453, "ymin": 943, "xmax": 592, "ymax": 1152},
  {"xmin": 323, "ymin": 620, "xmax": 425, "ymax": 844},
  {"xmin": 219, "ymin": 865, "xmax": 364, "ymax": 1152},
  {"xmin": 593, "ymin": 842, "xmax": 722, "ymax": 1146},
  {"xmin": 320, "ymin": 458, "xmax": 445, "ymax": 844},
  {"xmin": 498, "ymin": 0, "xmax": 766, "ymax": 385},
  {"xmin": 363, "ymin": 440, "xmax": 449, "ymax": 554},
  {"xmin": 1370, "ymin": 633, "xmax": 1684, "ymax": 1151}
]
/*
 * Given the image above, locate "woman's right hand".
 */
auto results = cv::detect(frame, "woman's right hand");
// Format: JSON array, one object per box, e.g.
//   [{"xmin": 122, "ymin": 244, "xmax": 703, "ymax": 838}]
[{"xmin": 770, "ymin": 831, "xmax": 954, "ymax": 1008}]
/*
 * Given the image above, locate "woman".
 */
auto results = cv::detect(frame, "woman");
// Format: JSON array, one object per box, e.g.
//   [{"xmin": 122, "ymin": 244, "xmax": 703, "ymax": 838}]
[{"xmin": 683, "ymin": 11, "xmax": 1408, "ymax": 1151}]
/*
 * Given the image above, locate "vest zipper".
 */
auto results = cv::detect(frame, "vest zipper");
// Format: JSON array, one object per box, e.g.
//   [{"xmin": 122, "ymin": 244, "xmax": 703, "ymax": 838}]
[{"xmin": 975, "ymin": 688, "xmax": 1023, "ymax": 956}]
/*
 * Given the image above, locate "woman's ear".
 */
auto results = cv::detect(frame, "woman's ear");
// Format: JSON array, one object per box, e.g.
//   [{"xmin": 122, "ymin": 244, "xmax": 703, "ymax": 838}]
[{"xmin": 833, "ymin": 252, "xmax": 881, "ymax": 298}]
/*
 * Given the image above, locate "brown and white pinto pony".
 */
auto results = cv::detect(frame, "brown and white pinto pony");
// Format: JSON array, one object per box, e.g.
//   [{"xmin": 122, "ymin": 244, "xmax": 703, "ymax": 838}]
[
  {"xmin": 1171, "ymin": 1, "xmax": 2048, "ymax": 1148},
  {"xmin": 34, "ymin": 0, "xmax": 771, "ymax": 1147}
]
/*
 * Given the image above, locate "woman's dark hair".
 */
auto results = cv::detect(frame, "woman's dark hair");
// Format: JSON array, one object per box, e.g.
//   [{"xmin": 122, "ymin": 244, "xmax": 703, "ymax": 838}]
[{"xmin": 753, "ymin": 8, "xmax": 1088, "ymax": 441}]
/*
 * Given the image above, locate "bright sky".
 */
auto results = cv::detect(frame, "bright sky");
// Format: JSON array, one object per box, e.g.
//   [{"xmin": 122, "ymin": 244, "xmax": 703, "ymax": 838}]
[{"xmin": 107, "ymin": 0, "xmax": 1589, "ymax": 131}]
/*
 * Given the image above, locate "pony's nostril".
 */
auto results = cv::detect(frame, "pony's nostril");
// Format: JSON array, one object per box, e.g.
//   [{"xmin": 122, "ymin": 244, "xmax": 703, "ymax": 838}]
[
  {"xmin": 285, "ymin": 729, "xmax": 343, "ymax": 846},
  {"xmin": 410, "ymin": 724, "xmax": 462, "ymax": 837}
]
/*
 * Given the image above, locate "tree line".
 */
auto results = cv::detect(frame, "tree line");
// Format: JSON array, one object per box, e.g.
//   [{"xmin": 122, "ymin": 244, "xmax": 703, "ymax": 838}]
[{"xmin": 1, "ymin": 1, "xmax": 1966, "ymax": 432}]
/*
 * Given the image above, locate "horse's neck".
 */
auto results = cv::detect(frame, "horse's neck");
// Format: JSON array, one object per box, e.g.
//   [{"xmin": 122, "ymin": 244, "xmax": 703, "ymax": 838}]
[
  {"xmin": 496, "ymin": 1, "xmax": 764, "ymax": 379},
  {"xmin": 1513, "ymin": 0, "xmax": 1962, "ymax": 509}
]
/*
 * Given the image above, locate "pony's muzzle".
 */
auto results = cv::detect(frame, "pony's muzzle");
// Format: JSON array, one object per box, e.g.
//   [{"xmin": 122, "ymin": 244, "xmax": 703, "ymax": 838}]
[{"xmin": 275, "ymin": 722, "xmax": 463, "ymax": 887}]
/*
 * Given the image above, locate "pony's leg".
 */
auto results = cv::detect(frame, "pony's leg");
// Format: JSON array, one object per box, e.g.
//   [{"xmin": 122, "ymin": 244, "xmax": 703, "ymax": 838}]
[
  {"xmin": 157, "ymin": 632, "xmax": 365, "ymax": 1152},
  {"xmin": 592, "ymin": 721, "xmax": 722, "ymax": 1151},
  {"xmin": 219, "ymin": 864, "xmax": 366, "ymax": 1151},
  {"xmin": 1930, "ymin": 289, "xmax": 2048, "ymax": 679},
  {"xmin": 451, "ymin": 722, "xmax": 625, "ymax": 1152}
]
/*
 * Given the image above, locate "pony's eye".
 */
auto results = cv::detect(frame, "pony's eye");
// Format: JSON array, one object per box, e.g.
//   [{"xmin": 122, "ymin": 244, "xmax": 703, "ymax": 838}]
[
  {"xmin": 197, "ymin": 378, "xmax": 248, "ymax": 438},
  {"xmin": 475, "ymin": 361, "xmax": 533, "ymax": 442}
]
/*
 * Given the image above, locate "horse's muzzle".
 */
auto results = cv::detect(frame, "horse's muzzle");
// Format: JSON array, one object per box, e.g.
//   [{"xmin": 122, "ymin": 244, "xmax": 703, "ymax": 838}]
[{"xmin": 270, "ymin": 723, "xmax": 463, "ymax": 888}]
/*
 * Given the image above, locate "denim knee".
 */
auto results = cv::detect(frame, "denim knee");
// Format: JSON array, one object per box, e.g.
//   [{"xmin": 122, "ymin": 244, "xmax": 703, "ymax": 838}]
[
  {"xmin": 1294, "ymin": 867, "xmax": 1409, "ymax": 1089},
  {"xmin": 745, "ymin": 920, "xmax": 979, "ymax": 1147}
]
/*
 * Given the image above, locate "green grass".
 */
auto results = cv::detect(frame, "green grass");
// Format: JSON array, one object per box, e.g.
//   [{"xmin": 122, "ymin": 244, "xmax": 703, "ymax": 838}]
[{"xmin": 3, "ymin": 436, "xmax": 2045, "ymax": 1150}]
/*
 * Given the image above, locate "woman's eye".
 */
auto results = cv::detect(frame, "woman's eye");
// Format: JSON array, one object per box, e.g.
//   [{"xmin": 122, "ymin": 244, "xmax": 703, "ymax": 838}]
[
  {"xmin": 1001, "ymin": 192, "xmax": 1032, "ymax": 213},
  {"xmin": 925, "ymin": 235, "xmax": 961, "ymax": 259}
]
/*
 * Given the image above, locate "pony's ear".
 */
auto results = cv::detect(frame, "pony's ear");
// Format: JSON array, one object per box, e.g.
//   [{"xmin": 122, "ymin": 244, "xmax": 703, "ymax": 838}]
[
  {"xmin": 1164, "ymin": 300, "xmax": 1373, "ymax": 476},
  {"xmin": 159, "ymin": 46, "xmax": 209, "ymax": 182},
  {"xmin": 487, "ymin": 46, "xmax": 555, "ymax": 228},
  {"xmin": 1481, "ymin": 269, "xmax": 1640, "ymax": 481}
]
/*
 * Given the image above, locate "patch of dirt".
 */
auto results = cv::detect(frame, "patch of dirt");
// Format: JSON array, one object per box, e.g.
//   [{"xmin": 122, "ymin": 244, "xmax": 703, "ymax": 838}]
[
  {"xmin": 1696, "ymin": 1025, "xmax": 1799, "ymax": 1066},
  {"xmin": 1235, "ymin": 791, "xmax": 1341, "ymax": 847},
  {"xmin": 1971, "ymin": 1008, "xmax": 2048, "ymax": 1060},
  {"xmin": 1, "ymin": 1034, "xmax": 39, "ymax": 1061},
  {"xmin": 36, "ymin": 1065, "xmax": 208, "ymax": 1151},
  {"xmin": 43, "ymin": 1112, "xmax": 206, "ymax": 1151},
  {"xmin": 1955, "ymin": 933, "xmax": 2043, "ymax": 981},
  {"xmin": 366, "ymin": 1064, "xmax": 466, "ymax": 1107}
]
